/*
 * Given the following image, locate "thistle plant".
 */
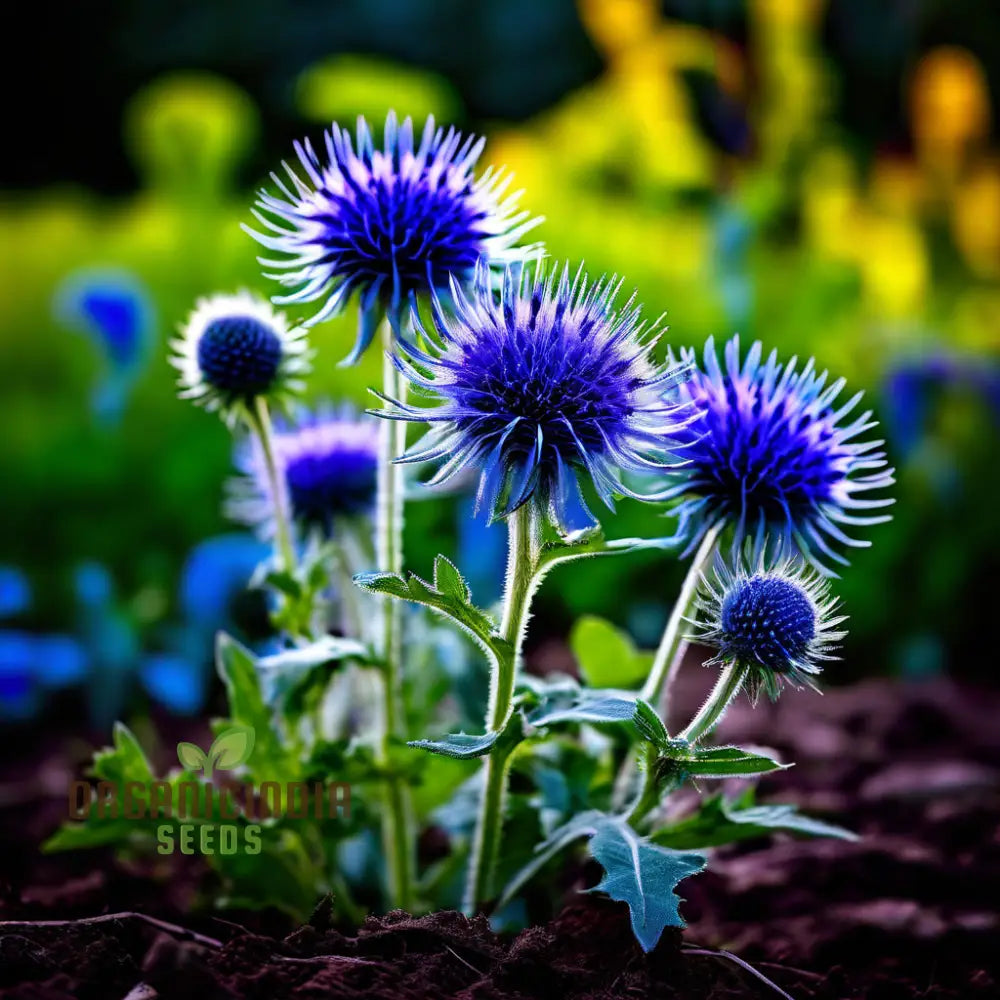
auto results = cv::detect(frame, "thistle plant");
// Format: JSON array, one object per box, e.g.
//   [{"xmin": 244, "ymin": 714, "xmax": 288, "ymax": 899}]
[{"xmin": 55, "ymin": 110, "xmax": 893, "ymax": 955}]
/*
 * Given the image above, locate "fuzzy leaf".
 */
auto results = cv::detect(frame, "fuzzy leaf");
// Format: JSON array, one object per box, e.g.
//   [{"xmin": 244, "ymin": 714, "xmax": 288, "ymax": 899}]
[
  {"xmin": 433, "ymin": 555, "xmax": 470, "ymax": 601},
  {"xmin": 569, "ymin": 616, "xmax": 652, "ymax": 689},
  {"xmin": 257, "ymin": 636, "xmax": 375, "ymax": 710},
  {"xmin": 529, "ymin": 693, "xmax": 668, "ymax": 746},
  {"xmin": 408, "ymin": 731, "xmax": 500, "ymax": 760},
  {"xmin": 586, "ymin": 817, "xmax": 706, "ymax": 952},
  {"xmin": 660, "ymin": 741, "xmax": 788, "ymax": 778},
  {"xmin": 537, "ymin": 531, "xmax": 679, "ymax": 574},
  {"xmin": 94, "ymin": 722, "xmax": 155, "ymax": 785},
  {"xmin": 354, "ymin": 570, "xmax": 511, "ymax": 665},
  {"xmin": 651, "ymin": 791, "xmax": 858, "ymax": 850}
]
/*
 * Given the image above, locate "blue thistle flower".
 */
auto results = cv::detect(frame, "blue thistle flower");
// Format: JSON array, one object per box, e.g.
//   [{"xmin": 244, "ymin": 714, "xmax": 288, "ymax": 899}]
[
  {"xmin": 171, "ymin": 291, "xmax": 311, "ymax": 425},
  {"xmin": 376, "ymin": 258, "xmax": 695, "ymax": 532},
  {"xmin": 690, "ymin": 545, "xmax": 846, "ymax": 701},
  {"xmin": 228, "ymin": 406, "xmax": 380, "ymax": 539},
  {"xmin": 665, "ymin": 336, "xmax": 895, "ymax": 574},
  {"xmin": 244, "ymin": 111, "xmax": 541, "ymax": 364}
]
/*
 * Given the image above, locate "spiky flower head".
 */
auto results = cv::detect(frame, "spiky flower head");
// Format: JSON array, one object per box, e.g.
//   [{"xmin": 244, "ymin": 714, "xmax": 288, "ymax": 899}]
[
  {"xmin": 665, "ymin": 336, "xmax": 894, "ymax": 575},
  {"xmin": 227, "ymin": 406, "xmax": 379, "ymax": 540},
  {"xmin": 245, "ymin": 111, "xmax": 542, "ymax": 365},
  {"xmin": 376, "ymin": 258, "xmax": 695, "ymax": 533},
  {"xmin": 171, "ymin": 291, "xmax": 311, "ymax": 425},
  {"xmin": 690, "ymin": 544, "xmax": 846, "ymax": 701}
]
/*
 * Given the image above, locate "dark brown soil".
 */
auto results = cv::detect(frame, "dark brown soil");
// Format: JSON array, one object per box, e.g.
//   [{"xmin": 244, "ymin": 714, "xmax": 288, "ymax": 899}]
[{"xmin": 1, "ymin": 676, "xmax": 999, "ymax": 999}]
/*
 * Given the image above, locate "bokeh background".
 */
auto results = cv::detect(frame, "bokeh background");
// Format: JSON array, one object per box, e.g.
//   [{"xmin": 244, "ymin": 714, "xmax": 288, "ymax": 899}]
[{"xmin": 3, "ymin": 0, "xmax": 999, "ymax": 732}]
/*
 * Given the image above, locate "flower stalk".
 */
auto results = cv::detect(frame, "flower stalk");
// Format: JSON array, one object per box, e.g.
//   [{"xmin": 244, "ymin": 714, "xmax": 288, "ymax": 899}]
[
  {"xmin": 463, "ymin": 502, "xmax": 539, "ymax": 914},
  {"xmin": 374, "ymin": 317, "xmax": 416, "ymax": 911},
  {"xmin": 248, "ymin": 396, "xmax": 296, "ymax": 577}
]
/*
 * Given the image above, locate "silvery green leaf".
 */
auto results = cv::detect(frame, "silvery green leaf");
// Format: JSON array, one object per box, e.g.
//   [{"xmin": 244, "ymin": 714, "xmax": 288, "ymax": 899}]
[
  {"xmin": 651, "ymin": 790, "xmax": 858, "ymax": 849},
  {"xmin": 408, "ymin": 731, "xmax": 500, "ymax": 759},
  {"xmin": 659, "ymin": 741, "xmax": 789, "ymax": 778},
  {"xmin": 585, "ymin": 816, "xmax": 705, "ymax": 952},
  {"xmin": 529, "ymin": 692, "xmax": 668, "ymax": 747}
]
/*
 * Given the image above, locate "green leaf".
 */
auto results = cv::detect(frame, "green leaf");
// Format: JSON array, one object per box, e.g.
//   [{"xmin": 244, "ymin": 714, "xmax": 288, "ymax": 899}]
[
  {"xmin": 433, "ymin": 555, "xmax": 470, "ymax": 601},
  {"xmin": 651, "ymin": 791, "xmax": 858, "ymax": 850},
  {"xmin": 660, "ymin": 742, "xmax": 789, "ymax": 778},
  {"xmin": 94, "ymin": 723, "xmax": 155, "ymax": 785},
  {"xmin": 569, "ymin": 616, "xmax": 652, "ymax": 689},
  {"xmin": 529, "ymin": 693, "xmax": 668, "ymax": 746},
  {"xmin": 209, "ymin": 724, "xmax": 256, "ymax": 771},
  {"xmin": 215, "ymin": 632, "xmax": 295, "ymax": 783},
  {"xmin": 354, "ymin": 569, "xmax": 511, "ymax": 665},
  {"xmin": 408, "ymin": 731, "xmax": 499, "ymax": 759},
  {"xmin": 537, "ymin": 530, "xmax": 680, "ymax": 576},
  {"xmin": 176, "ymin": 742, "xmax": 207, "ymax": 772},
  {"xmin": 586, "ymin": 817, "xmax": 705, "ymax": 952},
  {"xmin": 262, "ymin": 569, "xmax": 303, "ymax": 599},
  {"xmin": 257, "ymin": 635, "xmax": 375, "ymax": 711}
]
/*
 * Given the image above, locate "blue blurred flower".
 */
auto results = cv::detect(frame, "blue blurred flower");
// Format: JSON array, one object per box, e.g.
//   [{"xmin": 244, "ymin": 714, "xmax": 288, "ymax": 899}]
[
  {"xmin": 228, "ymin": 406, "xmax": 379, "ymax": 540},
  {"xmin": 139, "ymin": 653, "xmax": 206, "ymax": 715},
  {"xmin": 171, "ymin": 291, "xmax": 311, "ymax": 426},
  {"xmin": 0, "ymin": 566, "xmax": 30, "ymax": 619},
  {"xmin": 54, "ymin": 269, "xmax": 155, "ymax": 423},
  {"xmin": 0, "ymin": 632, "xmax": 39, "ymax": 721},
  {"xmin": 378, "ymin": 258, "xmax": 694, "ymax": 532},
  {"xmin": 666, "ymin": 336, "xmax": 895, "ymax": 574},
  {"xmin": 882, "ymin": 352, "xmax": 1000, "ymax": 459},
  {"xmin": 691, "ymin": 545, "xmax": 846, "ymax": 701},
  {"xmin": 180, "ymin": 533, "xmax": 270, "ymax": 629},
  {"xmin": 245, "ymin": 111, "xmax": 541, "ymax": 363}
]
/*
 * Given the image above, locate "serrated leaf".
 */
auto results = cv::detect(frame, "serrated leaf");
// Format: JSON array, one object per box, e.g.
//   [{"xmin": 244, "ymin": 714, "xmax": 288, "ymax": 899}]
[
  {"xmin": 586, "ymin": 817, "xmax": 705, "ymax": 952},
  {"xmin": 210, "ymin": 724, "xmax": 256, "ymax": 771},
  {"xmin": 176, "ymin": 741, "xmax": 207, "ymax": 771},
  {"xmin": 433, "ymin": 555, "xmax": 470, "ymax": 601},
  {"xmin": 569, "ymin": 616, "xmax": 652, "ymax": 689},
  {"xmin": 660, "ymin": 741, "xmax": 788, "ymax": 778},
  {"xmin": 651, "ymin": 791, "xmax": 858, "ymax": 850},
  {"xmin": 94, "ymin": 722, "xmax": 155, "ymax": 785},
  {"xmin": 529, "ymin": 693, "xmax": 668, "ymax": 747},
  {"xmin": 408, "ymin": 731, "xmax": 499, "ymax": 759},
  {"xmin": 354, "ymin": 570, "xmax": 511, "ymax": 666}
]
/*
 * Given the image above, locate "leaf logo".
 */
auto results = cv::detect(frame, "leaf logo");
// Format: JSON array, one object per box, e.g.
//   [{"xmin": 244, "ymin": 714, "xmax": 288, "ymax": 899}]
[{"xmin": 177, "ymin": 725, "xmax": 255, "ymax": 778}]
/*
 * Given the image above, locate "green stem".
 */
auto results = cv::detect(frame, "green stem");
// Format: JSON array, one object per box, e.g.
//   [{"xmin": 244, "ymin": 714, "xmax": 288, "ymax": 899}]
[
  {"xmin": 250, "ymin": 396, "xmax": 296, "ymax": 576},
  {"xmin": 640, "ymin": 524, "xmax": 722, "ymax": 708},
  {"xmin": 374, "ymin": 317, "xmax": 416, "ymax": 912},
  {"xmin": 463, "ymin": 504, "xmax": 538, "ymax": 914},
  {"xmin": 679, "ymin": 661, "xmax": 748, "ymax": 744},
  {"xmin": 625, "ymin": 662, "xmax": 748, "ymax": 829},
  {"xmin": 612, "ymin": 524, "xmax": 721, "ymax": 811}
]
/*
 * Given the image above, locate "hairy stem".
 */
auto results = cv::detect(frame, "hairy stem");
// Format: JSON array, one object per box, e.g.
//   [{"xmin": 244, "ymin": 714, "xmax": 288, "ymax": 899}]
[
  {"xmin": 463, "ymin": 504, "xmax": 538, "ymax": 914},
  {"xmin": 612, "ymin": 524, "xmax": 721, "ymax": 811},
  {"xmin": 679, "ymin": 661, "xmax": 748, "ymax": 744},
  {"xmin": 640, "ymin": 524, "xmax": 722, "ymax": 708},
  {"xmin": 374, "ymin": 317, "xmax": 415, "ymax": 912},
  {"xmin": 250, "ymin": 396, "xmax": 296, "ymax": 576}
]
